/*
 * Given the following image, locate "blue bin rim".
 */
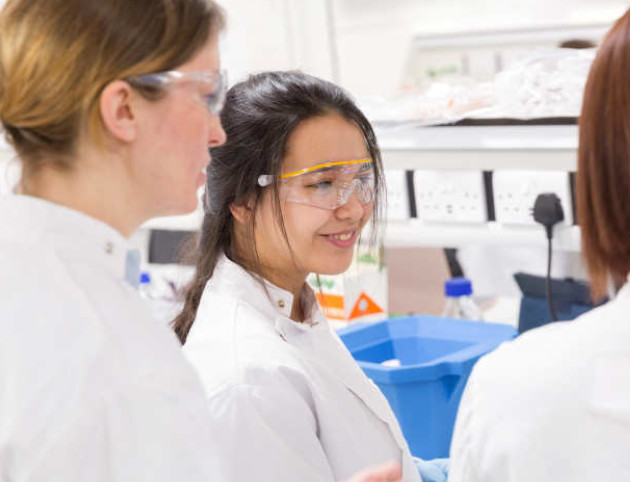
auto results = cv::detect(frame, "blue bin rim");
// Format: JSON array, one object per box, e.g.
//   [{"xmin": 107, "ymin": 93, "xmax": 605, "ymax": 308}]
[
  {"xmin": 357, "ymin": 341, "xmax": 503, "ymax": 383},
  {"xmin": 337, "ymin": 315, "xmax": 516, "ymax": 340},
  {"xmin": 337, "ymin": 315, "xmax": 517, "ymax": 383}
]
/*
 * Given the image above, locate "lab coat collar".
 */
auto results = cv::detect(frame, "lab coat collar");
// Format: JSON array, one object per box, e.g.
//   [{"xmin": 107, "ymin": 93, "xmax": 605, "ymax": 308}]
[
  {"xmin": 0, "ymin": 194, "xmax": 131, "ymax": 283},
  {"xmin": 208, "ymin": 255, "xmax": 323, "ymax": 332}
]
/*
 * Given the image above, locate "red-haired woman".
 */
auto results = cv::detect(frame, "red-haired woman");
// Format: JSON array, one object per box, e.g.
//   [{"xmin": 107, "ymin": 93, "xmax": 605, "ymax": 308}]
[{"xmin": 448, "ymin": 10, "xmax": 630, "ymax": 482}]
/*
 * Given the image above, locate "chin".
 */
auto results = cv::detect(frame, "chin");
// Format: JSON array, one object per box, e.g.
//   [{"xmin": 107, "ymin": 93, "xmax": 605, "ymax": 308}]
[
  {"xmin": 314, "ymin": 257, "xmax": 354, "ymax": 276},
  {"xmin": 180, "ymin": 198, "xmax": 200, "ymax": 215},
  {"xmin": 156, "ymin": 195, "xmax": 199, "ymax": 218}
]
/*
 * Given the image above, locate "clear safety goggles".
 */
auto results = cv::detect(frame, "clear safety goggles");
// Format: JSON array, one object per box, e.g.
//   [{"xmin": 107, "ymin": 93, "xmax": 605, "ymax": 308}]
[
  {"xmin": 125, "ymin": 69, "xmax": 227, "ymax": 115},
  {"xmin": 258, "ymin": 158, "xmax": 375, "ymax": 210}
]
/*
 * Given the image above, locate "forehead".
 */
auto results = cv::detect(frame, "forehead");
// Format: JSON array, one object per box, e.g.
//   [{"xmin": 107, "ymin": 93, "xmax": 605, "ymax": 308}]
[
  {"xmin": 283, "ymin": 113, "xmax": 369, "ymax": 173},
  {"xmin": 178, "ymin": 34, "xmax": 221, "ymax": 73}
]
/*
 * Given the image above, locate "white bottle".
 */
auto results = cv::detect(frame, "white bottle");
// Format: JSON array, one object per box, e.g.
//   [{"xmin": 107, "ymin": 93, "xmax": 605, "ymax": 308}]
[
  {"xmin": 138, "ymin": 272, "xmax": 154, "ymax": 299},
  {"xmin": 441, "ymin": 277, "xmax": 483, "ymax": 321}
]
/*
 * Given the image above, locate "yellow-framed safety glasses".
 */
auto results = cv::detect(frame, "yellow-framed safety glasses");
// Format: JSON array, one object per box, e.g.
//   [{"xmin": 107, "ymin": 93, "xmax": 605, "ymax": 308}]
[{"xmin": 258, "ymin": 158, "xmax": 374, "ymax": 210}]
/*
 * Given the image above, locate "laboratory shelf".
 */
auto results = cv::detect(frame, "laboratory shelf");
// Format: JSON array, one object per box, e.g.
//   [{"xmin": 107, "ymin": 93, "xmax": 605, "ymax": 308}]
[
  {"xmin": 376, "ymin": 124, "xmax": 578, "ymax": 171},
  {"xmin": 384, "ymin": 220, "xmax": 581, "ymax": 251}
]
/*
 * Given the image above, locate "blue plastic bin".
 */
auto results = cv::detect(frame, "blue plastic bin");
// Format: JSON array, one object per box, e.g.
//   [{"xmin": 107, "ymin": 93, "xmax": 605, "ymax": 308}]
[{"xmin": 337, "ymin": 315, "xmax": 517, "ymax": 459}]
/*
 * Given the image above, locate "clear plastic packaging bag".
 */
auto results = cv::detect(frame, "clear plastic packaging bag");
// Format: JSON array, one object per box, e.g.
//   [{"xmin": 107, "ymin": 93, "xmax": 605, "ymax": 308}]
[{"xmin": 492, "ymin": 48, "xmax": 596, "ymax": 118}]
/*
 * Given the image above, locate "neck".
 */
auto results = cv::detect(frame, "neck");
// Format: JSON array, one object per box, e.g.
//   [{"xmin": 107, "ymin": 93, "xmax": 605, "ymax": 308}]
[
  {"xmin": 289, "ymin": 282, "xmax": 307, "ymax": 322},
  {"xmin": 261, "ymin": 266, "xmax": 307, "ymax": 322},
  {"xmin": 239, "ymin": 256, "xmax": 308, "ymax": 322},
  {"xmin": 232, "ymin": 230, "xmax": 309, "ymax": 322},
  {"xmin": 22, "ymin": 149, "xmax": 145, "ymax": 238}
]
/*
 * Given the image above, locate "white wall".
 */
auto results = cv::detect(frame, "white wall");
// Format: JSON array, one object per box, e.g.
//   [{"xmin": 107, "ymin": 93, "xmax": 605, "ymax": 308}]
[
  {"xmin": 331, "ymin": 0, "xmax": 630, "ymax": 95},
  {"xmin": 1, "ymin": 0, "xmax": 623, "ymax": 96},
  {"xmin": 219, "ymin": 0, "xmax": 335, "ymax": 84},
  {"xmin": 214, "ymin": 0, "xmax": 630, "ymax": 95}
]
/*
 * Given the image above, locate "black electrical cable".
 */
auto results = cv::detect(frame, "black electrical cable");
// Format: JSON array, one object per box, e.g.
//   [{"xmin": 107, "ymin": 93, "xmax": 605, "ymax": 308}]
[
  {"xmin": 532, "ymin": 193, "xmax": 565, "ymax": 322},
  {"xmin": 545, "ymin": 233, "xmax": 559, "ymax": 321}
]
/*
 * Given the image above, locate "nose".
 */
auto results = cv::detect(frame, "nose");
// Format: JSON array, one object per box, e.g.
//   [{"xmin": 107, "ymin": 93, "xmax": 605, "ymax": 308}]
[{"xmin": 207, "ymin": 114, "xmax": 227, "ymax": 148}]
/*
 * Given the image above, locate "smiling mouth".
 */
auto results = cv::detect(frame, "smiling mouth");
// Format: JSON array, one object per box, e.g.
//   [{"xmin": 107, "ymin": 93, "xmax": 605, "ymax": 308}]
[
  {"xmin": 323, "ymin": 228, "xmax": 358, "ymax": 240},
  {"xmin": 329, "ymin": 232, "xmax": 354, "ymax": 241}
]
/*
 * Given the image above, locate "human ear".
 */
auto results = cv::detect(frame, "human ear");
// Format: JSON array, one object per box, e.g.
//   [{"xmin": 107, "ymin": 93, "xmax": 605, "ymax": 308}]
[
  {"xmin": 229, "ymin": 202, "xmax": 253, "ymax": 224},
  {"xmin": 99, "ymin": 80, "xmax": 137, "ymax": 143}
]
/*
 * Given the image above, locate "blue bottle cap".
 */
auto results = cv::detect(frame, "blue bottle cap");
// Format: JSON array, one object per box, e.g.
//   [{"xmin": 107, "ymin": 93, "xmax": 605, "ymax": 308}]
[
  {"xmin": 445, "ymin": 277, "xmax": 472, "ymax": 297},
  {"xmin": 139, "ymin": 272, "xmax": 151, "ymax": 285}
]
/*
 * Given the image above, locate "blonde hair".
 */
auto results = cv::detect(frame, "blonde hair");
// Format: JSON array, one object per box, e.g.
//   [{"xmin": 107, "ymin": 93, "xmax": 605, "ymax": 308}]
[{"xmin": 0, "ymin": 0, "xmax": 224, "ymax": 176}]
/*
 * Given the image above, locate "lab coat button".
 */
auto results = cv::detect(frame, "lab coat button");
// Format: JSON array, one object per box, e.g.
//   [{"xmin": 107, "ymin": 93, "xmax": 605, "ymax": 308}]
[
  {"xmin": 105, "ymin": 242, "xmax": 114, "ymax": 254},
  {"xmin": 278, "ymin": 299, "xmax": 285, "ymax": 308}
]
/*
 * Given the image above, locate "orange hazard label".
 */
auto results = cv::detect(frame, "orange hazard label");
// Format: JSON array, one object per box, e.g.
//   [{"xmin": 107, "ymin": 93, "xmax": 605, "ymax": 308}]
[
  {"xmin": 315, "ymin": 293, "xmax": 346, "ymax": 320},
  {"xmin": 349, "ymin": 292, "xmax": 384, "ymax": 319}
]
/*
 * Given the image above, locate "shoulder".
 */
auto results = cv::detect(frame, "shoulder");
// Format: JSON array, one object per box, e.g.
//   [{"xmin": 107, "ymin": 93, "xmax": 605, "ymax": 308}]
[
  {"xmin": 451, "ymin": 295, "xmax": 630, "ymax": 481},
  {"xmin": 0, "ymin": 239, "xmax": 101, "ymax": 340},
  {"xmin": 466, "ymin": 296, "xmax": 629, "ymax": 417},
  {"xmin": 184, "ymin": 295, "xmax": 311, "ymax": 398},
  {"xmin": 203, "ymin": 363, "xmax": 318, "ymax": 432},
  {"xmin": 481, "ymin": 296, "xmax": 627, "ymax": 375},
  {"xmin": 0, "ymin": 236, "xmax": 57, "ymax": 290},
  {"xmin": 0, "ymin": 237, "xmax": 110, "ymax": 399}
]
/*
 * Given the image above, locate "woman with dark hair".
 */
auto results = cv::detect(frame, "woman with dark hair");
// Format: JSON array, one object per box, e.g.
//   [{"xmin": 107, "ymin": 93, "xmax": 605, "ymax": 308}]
[
  {"xmin": 173, "ymin": 71, "xmax": 431, "ymax": 481},
  {"xmin": 448, "ymin": 10, "xmax": 630, "ymax": 482}
]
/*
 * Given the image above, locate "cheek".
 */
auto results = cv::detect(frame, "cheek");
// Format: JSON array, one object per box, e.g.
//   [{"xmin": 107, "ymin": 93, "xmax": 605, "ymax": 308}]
[
  {"xmin": 361, "ymin": 202, "xmax": 375, "ymax": 227},
  {"xmin": 157, "ymin": 106, "xmax": 208, "ymax": 154},
  {"xmin": 257, "ymin": 198, "xmax": 289, "ymax": 247},
  {"xmin": 181, "ymin": 115, "xmax": 209, "ymax": 157},
  {"xmin": 283, "ymin": 204, "xmax": 331, "ymax": 243}
]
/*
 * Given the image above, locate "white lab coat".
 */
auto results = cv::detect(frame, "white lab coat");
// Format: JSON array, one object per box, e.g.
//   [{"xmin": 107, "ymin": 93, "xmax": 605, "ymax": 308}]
[
  {"xmin": 183, "ymin": 255, "xmax": 421, "ymax": 482},
  {"xmin": 449, "ymin": 278, "xmax": 630, "ymax": 482},
  {"xmin": 0, "ymin": 195, "xmax": 216, "ymax": 481}
]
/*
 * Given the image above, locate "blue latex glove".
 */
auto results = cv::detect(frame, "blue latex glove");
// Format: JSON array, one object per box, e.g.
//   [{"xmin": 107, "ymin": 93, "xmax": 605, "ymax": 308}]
[{"xmin": 413, "ymin": 457, "xmax": 450, "ymax": 482}]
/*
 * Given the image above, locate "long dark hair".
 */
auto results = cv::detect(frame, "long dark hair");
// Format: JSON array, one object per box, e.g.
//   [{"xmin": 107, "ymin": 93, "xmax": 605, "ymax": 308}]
[{"xmin": 173, "ymin": 71, "xmax": 384, "ymax": 343}]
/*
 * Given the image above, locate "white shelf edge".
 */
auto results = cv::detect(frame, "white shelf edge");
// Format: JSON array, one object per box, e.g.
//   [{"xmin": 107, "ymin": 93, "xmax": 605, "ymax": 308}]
[
  {"xmin": 384, "ymin": 220, "xmax": 581, "ymax": 251},
  {"xmin": 381, "ymin": 148, "xmax": 577, "ymax": 171}
]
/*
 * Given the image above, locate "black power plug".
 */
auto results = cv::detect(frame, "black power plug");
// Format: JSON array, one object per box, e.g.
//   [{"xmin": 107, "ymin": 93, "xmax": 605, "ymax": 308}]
[
  {"xmin": 532, "ymin": 193, "xmax": 565, "ymax": 321},
  {"xmin": 532, "ymin": 193, "xmax": 564, "ymax": 239}
]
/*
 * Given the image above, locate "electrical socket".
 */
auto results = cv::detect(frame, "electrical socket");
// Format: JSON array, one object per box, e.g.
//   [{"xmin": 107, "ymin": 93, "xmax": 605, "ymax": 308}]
[
  {"xmin": 384, "ymin": 169, "xmax": 410, "ymax": 220},
  {"xmin": 493, "ymin": 170, "xmax": 573, "ymax": 225},
  {"xmin": 413, "ymin": 170, "xmax": 487, "ymax": 223}
]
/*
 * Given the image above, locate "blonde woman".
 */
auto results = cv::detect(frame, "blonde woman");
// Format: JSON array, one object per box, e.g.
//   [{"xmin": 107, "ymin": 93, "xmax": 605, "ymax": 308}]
[{"xmin": 0, "ymin": 0, "xmax": 226, "ymax": 480}]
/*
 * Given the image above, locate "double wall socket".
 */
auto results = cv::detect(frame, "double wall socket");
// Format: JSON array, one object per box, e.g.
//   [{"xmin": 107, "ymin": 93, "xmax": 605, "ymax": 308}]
[
  {"xmin": 493, "ymin": 170, "xmax": 573, "ymax": 225},
  {"xmin": 384, "ymin": 169, "xmax": 411, "ymax": 221},
  {"xmin": 413, "ymin": 170, "xmax": 487, "ymax": 223}
]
